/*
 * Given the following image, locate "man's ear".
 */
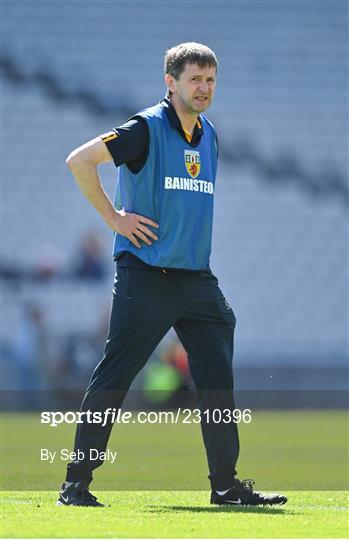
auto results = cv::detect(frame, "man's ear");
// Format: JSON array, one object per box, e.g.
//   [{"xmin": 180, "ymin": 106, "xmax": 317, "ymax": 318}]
[{"xmin": 165, "ymin": 73, "xmax": 176, "ymax": 94}]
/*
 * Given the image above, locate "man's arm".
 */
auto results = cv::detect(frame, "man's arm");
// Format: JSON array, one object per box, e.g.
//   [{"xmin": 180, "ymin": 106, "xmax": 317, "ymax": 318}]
[{"xmin": 66, "ymin": 137, "xmax": 158, "ymax": 248}]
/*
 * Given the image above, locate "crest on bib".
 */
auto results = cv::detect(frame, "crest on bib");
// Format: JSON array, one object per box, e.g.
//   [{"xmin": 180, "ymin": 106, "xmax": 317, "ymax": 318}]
[{"xmin": 184, "ymin": 150, "xmax": 200, "ymax": 178}]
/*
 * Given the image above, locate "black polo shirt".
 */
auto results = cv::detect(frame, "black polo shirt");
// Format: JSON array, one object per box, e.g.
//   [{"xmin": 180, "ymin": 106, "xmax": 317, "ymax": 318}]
[{"xmin": 101, "ymin": 97, "xmax": 205, "ymax": 174}]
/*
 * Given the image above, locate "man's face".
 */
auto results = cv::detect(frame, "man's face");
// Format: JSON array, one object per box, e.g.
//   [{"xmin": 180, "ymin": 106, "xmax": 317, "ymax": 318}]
[{"xmin": 167, "ymin": 63, "xmax": 217, "ymax": 114}]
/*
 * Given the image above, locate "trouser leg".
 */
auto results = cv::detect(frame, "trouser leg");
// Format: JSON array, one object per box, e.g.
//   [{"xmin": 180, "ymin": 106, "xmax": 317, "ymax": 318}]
[
  {"xmin": 66, "ymin": 266, "xmax": 178, "ymax": 483},
  {"xmin": 174, "ymin": 271, "xmax": 239, "ymax": 491}
]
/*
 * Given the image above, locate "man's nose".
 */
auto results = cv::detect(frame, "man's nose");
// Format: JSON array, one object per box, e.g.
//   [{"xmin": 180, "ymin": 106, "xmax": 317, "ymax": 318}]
[{"xmin": 198, "ymin": 81, "xmax": 209, "ymax": 94}]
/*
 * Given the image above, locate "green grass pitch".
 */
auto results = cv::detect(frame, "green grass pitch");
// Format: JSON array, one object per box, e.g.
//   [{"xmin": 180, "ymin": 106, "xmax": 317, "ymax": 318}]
[
  {"xmin": 1, "ymin": 411, "xmax": 348, "ymax": 537},
  {"xmin": 1, "ymin": 490, "xmax": 348, "ymax": 538}
]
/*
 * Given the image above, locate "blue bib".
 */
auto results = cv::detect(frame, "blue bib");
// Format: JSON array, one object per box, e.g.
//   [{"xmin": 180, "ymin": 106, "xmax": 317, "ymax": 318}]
[{"xmin": 113, "ymin": 102, "xmax": 217, "ymax": 270}]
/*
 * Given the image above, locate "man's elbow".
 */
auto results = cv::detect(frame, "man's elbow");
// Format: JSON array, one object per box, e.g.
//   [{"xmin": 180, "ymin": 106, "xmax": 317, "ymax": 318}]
[
  {"xmin": 66, "ymin": 137, "xmax": 108, "ymax": 169},
  {"xmin": 65, "ymin": 149, "xmax": 85, "ymax": 171},
  {"xmin": 66, "ymin": 150, "xmax": 81, "ymax": 170}
]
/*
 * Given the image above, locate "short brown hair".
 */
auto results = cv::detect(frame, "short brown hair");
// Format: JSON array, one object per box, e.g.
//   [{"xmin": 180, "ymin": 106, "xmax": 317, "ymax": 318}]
[{"xmin": 164, "ymin": 42, "xmax": 218, "ymax": 80}]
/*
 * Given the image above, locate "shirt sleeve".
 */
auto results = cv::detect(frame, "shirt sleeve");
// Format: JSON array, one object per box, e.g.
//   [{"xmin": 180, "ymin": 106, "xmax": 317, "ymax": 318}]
[{"xmin": 100, "ymin": 116, "xmax": 149, "ymax": 173}]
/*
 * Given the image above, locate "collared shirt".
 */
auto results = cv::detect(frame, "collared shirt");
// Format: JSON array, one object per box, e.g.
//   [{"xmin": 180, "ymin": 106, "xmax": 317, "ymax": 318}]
[{"xmin": 101, "ymin": 97, "xmax": 206, "ymax": 174}]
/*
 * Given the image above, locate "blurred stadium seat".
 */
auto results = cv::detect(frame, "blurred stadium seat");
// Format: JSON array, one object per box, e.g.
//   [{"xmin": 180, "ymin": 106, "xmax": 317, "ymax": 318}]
[{"xmin": 2, "ymin": 1, "xmax": 347, "ymax": 391}]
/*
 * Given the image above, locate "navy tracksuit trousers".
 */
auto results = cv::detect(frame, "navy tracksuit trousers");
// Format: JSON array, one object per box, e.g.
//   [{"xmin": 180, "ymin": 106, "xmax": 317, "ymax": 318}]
[{"xmin": 66, "ymin": 257, "xmax": 239, "ymax": 490}]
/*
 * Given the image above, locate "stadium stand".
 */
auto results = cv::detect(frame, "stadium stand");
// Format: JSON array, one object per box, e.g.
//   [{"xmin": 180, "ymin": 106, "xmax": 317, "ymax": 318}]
[{"xmin": 2, "ymin": 1, "xmax": 347, "ymax": 391}]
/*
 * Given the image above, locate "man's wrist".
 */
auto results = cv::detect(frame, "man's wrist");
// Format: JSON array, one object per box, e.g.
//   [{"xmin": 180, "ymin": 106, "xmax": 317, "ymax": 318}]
[{"xmin": 105, "ymin": 210, "xmax": 121, "ymax": 232}]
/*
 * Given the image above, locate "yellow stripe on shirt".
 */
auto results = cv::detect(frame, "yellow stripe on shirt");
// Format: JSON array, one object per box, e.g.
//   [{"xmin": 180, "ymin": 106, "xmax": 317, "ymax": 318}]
[
  {"xmin": 101, "ymin": 131, "xmax": 118, "ymax": 143},
  {"xmin": 183, "ymin": 129, "xmax": 192, "ymax": 143}
]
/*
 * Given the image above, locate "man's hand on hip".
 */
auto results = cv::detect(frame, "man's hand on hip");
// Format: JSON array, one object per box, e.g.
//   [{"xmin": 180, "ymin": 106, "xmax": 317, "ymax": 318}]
[{"xmin": 108, "ymin": 210, "xmax": 159, "ymax": 248}]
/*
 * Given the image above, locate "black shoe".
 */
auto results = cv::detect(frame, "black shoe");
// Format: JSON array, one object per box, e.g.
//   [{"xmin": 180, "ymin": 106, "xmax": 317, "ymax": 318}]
[
  {"xmin": 210, "ymin": 478, "xmax": 287, "ymax": 506},
  {"xmin": 56, "ymin": 481, "xmax": 104, "ymax": 507}
]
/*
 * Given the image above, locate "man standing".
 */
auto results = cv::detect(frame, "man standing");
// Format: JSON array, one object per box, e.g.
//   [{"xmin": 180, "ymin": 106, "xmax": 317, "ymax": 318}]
[{"xmin": 58, "ymin": 42, "xmax": 287, "ymax": 507}]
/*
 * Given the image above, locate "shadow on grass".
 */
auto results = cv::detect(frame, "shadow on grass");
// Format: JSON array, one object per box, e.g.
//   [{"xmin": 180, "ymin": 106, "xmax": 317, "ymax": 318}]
[{"xmin": 146, "ymin": 505, "xmax": 295, "ymax": 515}]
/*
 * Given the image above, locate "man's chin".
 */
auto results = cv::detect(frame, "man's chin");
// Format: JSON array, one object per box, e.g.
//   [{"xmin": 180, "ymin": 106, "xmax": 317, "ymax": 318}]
[{"xmin": 192, "ymin": 100, "xmax": 210, "ymax": 113}]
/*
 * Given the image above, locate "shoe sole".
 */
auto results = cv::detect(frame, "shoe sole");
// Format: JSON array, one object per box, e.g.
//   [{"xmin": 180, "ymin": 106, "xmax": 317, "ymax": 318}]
[
  {"xmin": 211, "ymin": 500, "xmax": 287, "ymax": 506},
  {"xmin": 56, "ymin": 500, "xmax": 104, "ymax": 507}
]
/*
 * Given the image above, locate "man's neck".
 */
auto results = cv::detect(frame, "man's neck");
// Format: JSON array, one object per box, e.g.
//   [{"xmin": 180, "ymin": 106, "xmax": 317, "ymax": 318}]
[{"xmin": 169, "ymin": 95, "xmax": 198, "ymax": 134}]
